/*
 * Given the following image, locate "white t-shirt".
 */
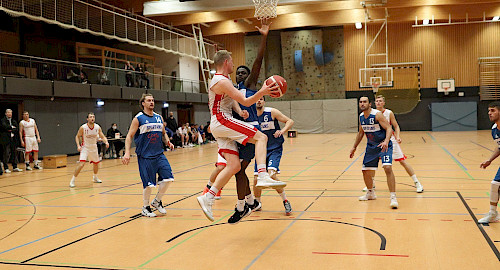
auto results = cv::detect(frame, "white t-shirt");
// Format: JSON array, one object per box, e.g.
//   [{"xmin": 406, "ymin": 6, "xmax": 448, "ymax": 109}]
[
  {"xmin": 81, "ymin": 123, "xmax": 101, "ymax": 151},
  {"xmin": 20, "ymin": 118, "xmax": 36, "ymax": 137}
]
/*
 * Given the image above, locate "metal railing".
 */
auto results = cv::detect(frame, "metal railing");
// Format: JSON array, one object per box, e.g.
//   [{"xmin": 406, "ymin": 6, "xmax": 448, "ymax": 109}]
[
  {"xmin": 0, "ymin": 0, "xmax": 217, "ymax": 62},
  {"xmin": 0, "ymin": 51, "xmax": 205, "ymax": 93}
]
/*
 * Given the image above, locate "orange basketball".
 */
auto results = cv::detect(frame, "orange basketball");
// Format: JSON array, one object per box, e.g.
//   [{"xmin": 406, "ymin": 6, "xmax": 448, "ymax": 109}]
[{"xmin": 265, "ymin": 75, "xmax": 287, "ymax": 98}]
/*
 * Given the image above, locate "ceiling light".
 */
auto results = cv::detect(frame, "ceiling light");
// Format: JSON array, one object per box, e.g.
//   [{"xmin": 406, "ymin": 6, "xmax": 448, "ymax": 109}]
[
  {"xmin": 97, "ymin": 100, "xmax": 105, "ymax": 106},
  {"xmin": 355, "ymin": 22, "xmax": 362, "ymax": 29}
]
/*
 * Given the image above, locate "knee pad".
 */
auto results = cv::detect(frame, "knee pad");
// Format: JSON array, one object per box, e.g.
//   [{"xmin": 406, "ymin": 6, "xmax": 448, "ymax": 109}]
[{"xmin": 490, "ymin": 181, "xmax": 500, "ymax": 203}]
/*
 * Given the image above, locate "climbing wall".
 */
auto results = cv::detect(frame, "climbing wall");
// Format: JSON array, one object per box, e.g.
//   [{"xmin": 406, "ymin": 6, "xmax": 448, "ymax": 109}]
[
  {"xmin": 244, "ymin": 32, "xmax": 283, "ymax": 89},
  {"xmin": 322, "ymin": 27, "xmax": 345, "ymax": 99}
]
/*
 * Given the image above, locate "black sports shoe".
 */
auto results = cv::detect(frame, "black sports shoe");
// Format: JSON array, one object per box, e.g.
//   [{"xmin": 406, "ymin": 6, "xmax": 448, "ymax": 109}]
[
  {"xmin": 283, "ymin": 200, "xmax": 292, "ymax": 216},
  {"xmin": 228, "ymin": 204, "xmax": 251, "ymax": 224},
  {"xmin": 247, "ymin": 199, "xmax": 262, "ymax": 212}
]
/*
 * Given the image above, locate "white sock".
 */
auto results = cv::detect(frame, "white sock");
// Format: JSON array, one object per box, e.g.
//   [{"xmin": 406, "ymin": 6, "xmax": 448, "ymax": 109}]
[
  {"xmin": 390, "ymin": 192, "xmax": 396, "ymax": 198},
  {"xmin": 279, "ymin": 191, "xmax": 287, "ymax": 201},
  {"xmin": 206, "ymin": 186, "xmax": 219, "ymax": 199},
  {"xmin": 411, "ymin": 174, "xmax": 419, "ymax": 183},
  {"xmin": 143, "ymin": 187, "xmax": 152, "ymax": 207},
  {"xmin": 256, "ymin": 197, "xmax": 261, "ymax": 203},
  {"xmin": 70, "ymin": 176, "xmax": 76, "ymax": 183},
  {"xmin": 236, "ymin": 199, "xmax": 245, "ymax": 212},
  {"xmin": 93, "ymin": 174, "xmax": 98, "ymax": 179},
  {"xmin": 35, "ymin": 160, "xmax": 39, "ymax": 166},
  {"xmin": 491, "ymin": 205, "xmax": 498, "ymax": 212},
  {"xmin": 245, "ymin": 194, "xmax": 255, "ymax": 205},
  {"xmin": 257, "ymin": 164, "xmax": 267, "ymax": 178}
]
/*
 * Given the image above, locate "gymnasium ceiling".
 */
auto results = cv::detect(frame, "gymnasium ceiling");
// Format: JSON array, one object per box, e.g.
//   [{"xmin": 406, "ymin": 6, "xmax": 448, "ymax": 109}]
[{"xmin": 101, "ymin": 0, "xmax": 500, "ymax": 36}]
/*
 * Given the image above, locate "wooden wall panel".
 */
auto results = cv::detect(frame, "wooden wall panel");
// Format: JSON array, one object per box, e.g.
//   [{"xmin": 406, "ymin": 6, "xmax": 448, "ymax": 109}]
[
  {"xmin": 345, "ymin": 22, "xmax": 500, "ymax": 90},
  {"xmin": 208, "ymin": 33, "xmax": 246, "ymax": 81}
]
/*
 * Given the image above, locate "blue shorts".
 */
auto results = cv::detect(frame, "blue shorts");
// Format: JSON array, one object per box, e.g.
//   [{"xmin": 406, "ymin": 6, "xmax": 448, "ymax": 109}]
[
  {"xmin": 362, "ymin": 143, "xmax": 393, "ymax": 170},
  {"xmin": 494, "ymin": 167, "xmax": 500, "ymax": 182},
  {"xmin": 254, "ymin": 146, "xmax": 283, "ymax": 174},
  {"xmin": 138, "ymin": 155, "xmax": 174, "ymax": 188},
  {"xmin": 238, "ymin": 142, "xmax": 255, "ymax": 161}
]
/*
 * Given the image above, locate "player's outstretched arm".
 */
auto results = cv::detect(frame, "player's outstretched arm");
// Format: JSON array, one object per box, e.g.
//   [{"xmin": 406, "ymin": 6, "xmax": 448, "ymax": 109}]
[
  {"xmin": 75, "ymin": 127, "xmax": 83, "ymax": 152},
  {"xmin": 123, "ymin": 118, "xmax": 140, "ymax": 165},
  {"xmin": 389, "ymin": 111, "xmax": 401, "ymax": 143},
  {"xmin": 246, "ymin": 19, "xmax": 271, "ymax": 89},
  {"xmin": 271, "ymin": 108, "xmax": 294, "ymax": 138},
  {"xmin": 98, "ymin": 128, "xmax": 109, "ymax": 148},
  {"xmin": 481, "ymin": 147, "xmax": 500, "ymax": 169},
  {"xmin": 376, "ymin": 112, "xmax": 392, "ymax": 152},
  {"xmin": 214, "ymin": 79, "xmax": 278, "ymax": 107},
  {"xmin": 350, "ymin": 124, "xmax": 365, "ymax": 158}
]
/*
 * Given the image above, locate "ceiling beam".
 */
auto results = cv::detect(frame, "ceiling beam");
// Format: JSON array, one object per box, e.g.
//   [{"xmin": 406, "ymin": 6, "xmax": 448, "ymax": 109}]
[{"xmin": 203, "ymin": 3, "xmax": 500, "ymax": 36}]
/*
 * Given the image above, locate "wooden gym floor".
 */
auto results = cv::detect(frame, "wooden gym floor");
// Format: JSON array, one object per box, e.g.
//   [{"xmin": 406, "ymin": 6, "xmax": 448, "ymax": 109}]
[{"xmin": 0, "ymin": 131, "xmax": 499, "ymax": 270}]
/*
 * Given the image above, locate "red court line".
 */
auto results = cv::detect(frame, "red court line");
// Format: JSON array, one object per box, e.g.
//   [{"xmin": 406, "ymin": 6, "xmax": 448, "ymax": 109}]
[
  {"xmin": 441, "ymin": 219, "xmax": 452, "ymax": 222},
  {"xmin": 313, "ymin": 252, "xmax": 409, "ymax": 258}
]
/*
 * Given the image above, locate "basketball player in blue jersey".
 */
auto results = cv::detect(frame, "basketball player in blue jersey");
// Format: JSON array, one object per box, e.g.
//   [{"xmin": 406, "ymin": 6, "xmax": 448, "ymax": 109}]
[
  {"xmin": 122, "ymin": 94, "xmax": 175, "ymax": 217},
  {"xmin": 253, "ymin": 96, "xmax": 294, "ymax": 215},
  {"xmin": 203, "ymin": 20, "xmax": 271, "ymax": 224},
  {"xmin": 478, "ymin": 101, "xmax": 500, "ymax": 224},
  {"xmin": 350, "ymin": 96, "xmax": 399, "ymax": 209}
]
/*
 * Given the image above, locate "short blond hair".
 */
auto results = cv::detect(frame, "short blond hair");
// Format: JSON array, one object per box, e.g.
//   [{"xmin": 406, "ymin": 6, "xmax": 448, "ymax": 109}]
[
  {"xmin": 375, "ymin": 95, "xmax": 385, "ymax": 101},
  {"xmin": 140, "ymin": 93, "xmax": 154, "ymax": 110},
  {"xmin": 213, "ymin": 50, "xmax": 232, "ymax": 67}
]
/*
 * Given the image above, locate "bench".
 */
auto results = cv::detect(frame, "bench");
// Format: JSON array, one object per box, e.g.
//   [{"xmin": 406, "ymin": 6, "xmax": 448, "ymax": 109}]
[{"xmin": 43, "ymin": 155, "xmax": 67, "ymax": 169}]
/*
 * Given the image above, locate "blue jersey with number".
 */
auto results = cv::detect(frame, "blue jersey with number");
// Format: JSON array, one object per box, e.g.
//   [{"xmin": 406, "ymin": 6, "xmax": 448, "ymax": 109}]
[
  {"xmin": 492, "ymin": 124, "xmax": 500, "ymax": 148},
  {"xmin": 258, "ymin": 107, "xmax": 284, "ymax": 151},
  {"xmin": 134, "ymin": 111, "xmax": 164, "ymax": 158},
  {"xmin": 233, "ymin": 82, "xmax": 260, "ymax": 129},
  {"xmin": 360, "ymin": 109, "xmax": 387, "ymax": 146}
]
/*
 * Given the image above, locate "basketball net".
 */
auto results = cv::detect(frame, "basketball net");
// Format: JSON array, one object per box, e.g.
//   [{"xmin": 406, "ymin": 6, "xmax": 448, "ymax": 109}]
[
  {"xmin": 443, "ymin": 86, "xmax": 450, "ymax": 95},
  {"xmin": 372, "ymin": 83, "xmax": 380, "ymax": 93},
  {"xmin": 253, "ymin": 0, "xmax": 278, "ymax": 20}
]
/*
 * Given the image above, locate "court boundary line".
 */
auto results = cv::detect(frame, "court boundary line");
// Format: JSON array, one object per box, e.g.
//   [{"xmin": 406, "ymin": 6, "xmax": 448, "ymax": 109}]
[{"xmin": 457, "ymin": 191, "xmax": 500, "ymax": 261}]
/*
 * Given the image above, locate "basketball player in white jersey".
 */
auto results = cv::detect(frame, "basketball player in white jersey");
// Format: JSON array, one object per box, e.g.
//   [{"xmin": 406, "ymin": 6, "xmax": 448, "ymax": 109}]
[
  {"xmin": 70, "ymin": 113, "xmax": 108, "ymax": 188},
  {"xmin": 197, "ymin": 49, "xmax": 286, "ymax": 221},
  {"xmin": 19, "ymin": 111, "xmax": 42, "ymax": 170},
  {"xmin": 362, "ymin": 95, "xmax": 423, "ymax": 193}
]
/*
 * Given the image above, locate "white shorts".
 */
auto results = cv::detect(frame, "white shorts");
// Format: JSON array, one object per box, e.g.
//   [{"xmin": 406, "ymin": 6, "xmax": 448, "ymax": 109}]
[
  {"xmin": 24, "ymin": 136, "xmax": 39, "ymax": 153},
  {"xmin": 215, "ymin": 153, "xmax": 227, "ymax": 167},
  {"xmin": 392, "ymin": 139, "xmax": 406, "ymax": 161},
  {"xmin": 79, "ymin": 148, "xmax": 100, "ymax": 164},
  {"xmin": 211, "ymin": 115, "xmax": 257, "ymax": 157}
]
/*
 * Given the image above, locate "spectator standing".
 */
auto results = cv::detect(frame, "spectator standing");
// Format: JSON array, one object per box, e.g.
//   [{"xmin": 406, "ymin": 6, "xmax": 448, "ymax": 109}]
[{"xmin": 0, "ymin": 109, "xmax": 22, "ymax": 173}]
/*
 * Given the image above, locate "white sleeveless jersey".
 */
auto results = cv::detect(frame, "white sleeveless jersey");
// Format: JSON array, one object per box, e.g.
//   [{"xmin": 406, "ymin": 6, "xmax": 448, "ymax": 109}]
[
  {"xmin": 209, "ymin": 74, "xmax": 234, "ymax": 118},
  {"xmin": 381, "ymin": 109, "xmax": 397, "ymax": 142},
  {"xmin": 20, "ymin": 118, "xmax": 36, "ymax": 137},
  {"xmin": 81, "ymin": 123, "xmax": 101, "ymax": 151}
]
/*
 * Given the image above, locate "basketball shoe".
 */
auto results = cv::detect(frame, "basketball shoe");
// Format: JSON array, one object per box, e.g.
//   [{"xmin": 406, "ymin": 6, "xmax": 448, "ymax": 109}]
[
  {"xmin": 359, "ymin": 191, "xmax": 377, "ymax": 201},
  {"xmin": 151, "ymin": 199, "xmax": 167, "ymax": 214},
  {"xmin": 141, "ymin": 206, "xmax": 157, "ymax": 217},
  {"xmin": 390, "ymin": 197, "xmax": 399, "ymax": 209},
  {"xmin": 228, "ymin": 204, "xmax": 251, "ymax": 224},
  {"xmin": 248, "ymin": 199, "xmax": 262, "ymax": 212},
  {"xmin": 197, "ymin": 194, "xmax": 214, "ymax": 221},
  {"xmin": 283, "ymin": 200, "xmax": 292, "ymax": 216},
  {"xmin": 478, "ymin": 210, "xmax": 498, "ymax": 224},
  {"xmin": 256, "ymin": 174, "xmax": 286, "ymax": 189}
]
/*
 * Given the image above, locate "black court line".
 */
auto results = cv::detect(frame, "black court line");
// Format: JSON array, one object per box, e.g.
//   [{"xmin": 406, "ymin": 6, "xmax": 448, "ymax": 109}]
[
  {"xmin": 0, "ymin": 261, "xmax": 123, "ymax": 269},
  {"xmin": 0, "ymin": 191, "xmax": 37, "ymax": 241},
  {"xmin": 470, "ymin": 140, "xmax": 494, "ymax": 152},
  {"xmin": 422, "ymin": 136, "xmax": 426, "ymax": 143},
  {"xmin": 165, "ymin": 218, "xmax": 387, "ymax": 250},
  {"xmin": 21, "ymin": 191, "xmax": 200, "ymax": 263},
  {"xmin": 457, "ymin": 191, "xmax": 500, "ymax": 261}
]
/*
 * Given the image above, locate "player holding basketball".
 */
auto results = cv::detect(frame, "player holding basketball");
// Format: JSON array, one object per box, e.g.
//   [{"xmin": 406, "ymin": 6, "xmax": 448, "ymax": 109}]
[
  {"xmin": 350, "ymin": 96, "xmax": 399, "ymax": 209},
  {"xmin": 197, "ymin": 49, "xmax": 286, "ymax": 222},
  {"xmin": 203, "ymin": 20, "xmax": 271, "ymax": 223},
  {"xmin": 19, "ymin": 111, "xmax": 42, "ymax": 170},
  {"xmin": 122, "ymin": 94, "xmax": 175, "ymax": 217},
  {"xmin": 478, "ymin": 101, "xmax": 500, "ymax": 224},
  {"xmin": 362, "ymin": 95, "xmax": 423, "ymax": 192},
  {"xmin": 70, "ymin": 113, "xmax": 108, "ymax": 188},
  {"xmin": 253, "ymin": 96, "xmax": 294, "ymax": 215}
]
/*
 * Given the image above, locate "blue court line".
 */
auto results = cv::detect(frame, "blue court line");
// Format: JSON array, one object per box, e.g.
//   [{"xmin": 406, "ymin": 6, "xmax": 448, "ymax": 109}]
[
  {"xmin": 427, "ymin": 133, "xmax": 474, "ymax": 180},
  {"xmin": 0, "ymin": 208, "xmax": 128, "ymax": 255}
]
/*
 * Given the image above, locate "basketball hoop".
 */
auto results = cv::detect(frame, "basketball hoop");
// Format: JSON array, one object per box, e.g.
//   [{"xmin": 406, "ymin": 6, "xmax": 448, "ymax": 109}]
[
  {"xmin": 253, "ymin": 0, "xmax": 278, "ymax": 20},
  {"xmin": 443, "ymin": 86, "xmax": 450, "ymax": 95},
  {"xmin": 372, "ymin": 83, "xmax": 380, "ymax": 93}
]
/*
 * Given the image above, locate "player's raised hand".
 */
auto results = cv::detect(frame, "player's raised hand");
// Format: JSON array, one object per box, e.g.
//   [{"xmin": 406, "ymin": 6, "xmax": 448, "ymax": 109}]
[
  {"xmin": 349, "ymin": 147, "xmax": 356, "ymax": 158},
  {"xmin": 256, "ymin": 19, "xmax": 272, "ymax": 36},
  {"xmin": 122, "ymin": 152, "xmax": 130, "ymax": 165},
  {"xmin": 378, "ymin": 140, "xmax": 389, "ymax": 152},
  {"xmin": 480, "ymin": 160, "xmax": 491, "ymax": 169}
]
